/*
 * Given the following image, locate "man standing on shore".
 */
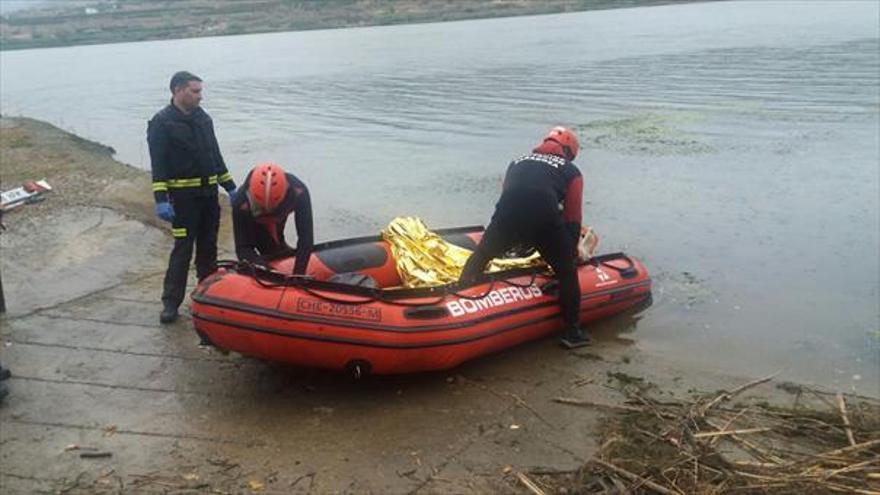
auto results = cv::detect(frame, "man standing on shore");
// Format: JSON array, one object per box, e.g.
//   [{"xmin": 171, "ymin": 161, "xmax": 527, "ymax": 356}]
[{"xmin": 148, "ymin": 71, "xmax": 236, "ymax": 324}]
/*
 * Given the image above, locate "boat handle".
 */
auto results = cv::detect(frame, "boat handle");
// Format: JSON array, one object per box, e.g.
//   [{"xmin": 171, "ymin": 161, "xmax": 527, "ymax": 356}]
[{"xmin": 403, "ymin": 306, "xmax": 450, "ymax": 320}]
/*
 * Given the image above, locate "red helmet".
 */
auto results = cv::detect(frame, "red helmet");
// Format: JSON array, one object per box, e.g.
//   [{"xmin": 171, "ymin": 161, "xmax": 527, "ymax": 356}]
[
  {"xmin": 247, "ymin": 163, "xmax": 288, "ymax": 216},
  {"xmin": 535, "ymin": 126, "xmax": 580, "ymax": 161}
]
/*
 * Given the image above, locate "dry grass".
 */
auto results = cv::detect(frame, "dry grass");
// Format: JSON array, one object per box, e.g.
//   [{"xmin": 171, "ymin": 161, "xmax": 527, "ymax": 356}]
[
  {"xmin": 529, "ymin": 375, "xmax": 880, "ymax": 494},
  {"xmin": 1, "ymin": 116, "xmax": 235, "ymax": 247}
]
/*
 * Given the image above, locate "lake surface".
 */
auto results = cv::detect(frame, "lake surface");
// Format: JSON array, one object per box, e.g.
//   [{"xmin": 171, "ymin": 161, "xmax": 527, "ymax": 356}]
[{"xmin": 2, "ymin": 1, "xmax": 878, "ymax": 392}]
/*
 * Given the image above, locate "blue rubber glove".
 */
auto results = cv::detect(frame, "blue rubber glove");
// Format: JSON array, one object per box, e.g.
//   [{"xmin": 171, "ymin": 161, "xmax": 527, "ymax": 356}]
[
  {"xmin": 227, "ymin": 187, "xmax": 241, "ymax": 205},
  {"xmin": 155, "ymin": 202, "xmax": 175, "ymax": 223}
]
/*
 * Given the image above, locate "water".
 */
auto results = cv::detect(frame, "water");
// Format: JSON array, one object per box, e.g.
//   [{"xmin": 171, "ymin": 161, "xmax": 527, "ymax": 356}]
[{"xmin": 2, "ymin": 1, "xmax": 878, "ymax": 392}]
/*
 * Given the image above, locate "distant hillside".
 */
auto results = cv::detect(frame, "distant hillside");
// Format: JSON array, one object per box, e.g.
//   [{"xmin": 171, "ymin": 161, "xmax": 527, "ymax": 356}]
[{"xmin": 0, "ymin": 0, "xmax": 699, "ymax": 51}]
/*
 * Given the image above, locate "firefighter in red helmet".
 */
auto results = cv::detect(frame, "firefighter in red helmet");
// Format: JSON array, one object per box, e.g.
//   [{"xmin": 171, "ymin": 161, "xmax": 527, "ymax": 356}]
[
  {"xmin": 459, "ymin": 126, "xmax": 590, "ymax": 348},
  {"xmin": 232, "ymin": 163, "xmax": 314, "ymax": 275}
]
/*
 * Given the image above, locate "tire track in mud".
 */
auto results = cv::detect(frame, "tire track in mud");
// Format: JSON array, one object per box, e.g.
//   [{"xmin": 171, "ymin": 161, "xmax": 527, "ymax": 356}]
[
  {"xmin": 3, "ymin": 418, "xmax": 266, "ymax": 446},
  {"xmin": 0, "ymin": 339, "xmax": 229, "ymax": 364},
  {"xmin": 0, "ymin": 270, "xmax": 165, "ymax": 321},
  {"xmin": 6, "ymin": 375, "xmax": 230, "ymax": 397},
  {"xmin": 406, "ymin": 374, "xmax": 565, "ymax": 494},
  {"xmin": 31, "ymin": 313, "xmax": 168, "ymax": 331}
]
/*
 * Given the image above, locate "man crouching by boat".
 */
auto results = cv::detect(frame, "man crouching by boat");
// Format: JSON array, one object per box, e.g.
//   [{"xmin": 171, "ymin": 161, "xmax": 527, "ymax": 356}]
[
  {"xmin": 232, "ymin": 163, "xmax": 314, "ymax": 275},
  {"xmin": 459, "ymin": 127, "xmax": 590, "ymax": 348}
]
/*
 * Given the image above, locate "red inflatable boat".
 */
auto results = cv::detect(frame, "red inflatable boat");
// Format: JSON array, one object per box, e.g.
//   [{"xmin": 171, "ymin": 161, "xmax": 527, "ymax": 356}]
[{"xmin": 190, "ymin": 227, "xmax": 651, "ymax": 375}]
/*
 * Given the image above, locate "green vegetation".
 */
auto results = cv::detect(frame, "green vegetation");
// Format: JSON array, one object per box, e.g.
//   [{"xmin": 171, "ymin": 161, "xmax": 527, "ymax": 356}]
[{"xmin": 577, "ymin": 113, "xmax": 715, "ymax": 156}]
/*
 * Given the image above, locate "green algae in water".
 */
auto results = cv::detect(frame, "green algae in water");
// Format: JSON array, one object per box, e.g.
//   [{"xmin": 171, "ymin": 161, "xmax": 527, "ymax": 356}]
[{"xmin": 576, "ymin": 113, "xmax": 714, "ymax": 156}]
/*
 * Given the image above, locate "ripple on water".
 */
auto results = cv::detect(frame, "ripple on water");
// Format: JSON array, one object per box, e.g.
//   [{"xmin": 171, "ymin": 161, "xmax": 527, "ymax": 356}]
[{"xmin": 406, "ymin": 173, "xmax": 501, "ymax": 197}]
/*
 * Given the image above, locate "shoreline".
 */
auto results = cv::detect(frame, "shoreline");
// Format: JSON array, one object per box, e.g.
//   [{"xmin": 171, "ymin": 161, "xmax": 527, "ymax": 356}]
[
  {"xmin": 0, "ymin": 115, "xmax": 235, "ymax": 250},
  {"xmin": 0, "ymin": 0, "xmax": 704, "ymax": 51}
]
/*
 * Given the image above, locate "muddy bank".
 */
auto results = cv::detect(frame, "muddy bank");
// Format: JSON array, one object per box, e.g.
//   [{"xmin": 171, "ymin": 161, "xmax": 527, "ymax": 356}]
[
  {"xmin": 0, "ymin": 118, "xmax": 876, "ymax": 494},
  {"xmin": 0, "ymin": 116, "xmax": 233, "ymax": 316}
]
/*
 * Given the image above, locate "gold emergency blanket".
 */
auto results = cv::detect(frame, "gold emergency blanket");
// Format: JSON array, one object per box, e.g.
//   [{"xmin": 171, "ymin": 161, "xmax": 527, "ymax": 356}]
[{"xmin": 380, "ymin": 217, "xmax": 545, "ymax": 288}]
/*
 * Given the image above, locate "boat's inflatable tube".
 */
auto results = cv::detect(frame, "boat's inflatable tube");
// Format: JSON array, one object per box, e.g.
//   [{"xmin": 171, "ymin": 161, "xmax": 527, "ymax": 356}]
[{"xmin": 191, "ymin": 226, "xmax": 651, "ymax": 375}]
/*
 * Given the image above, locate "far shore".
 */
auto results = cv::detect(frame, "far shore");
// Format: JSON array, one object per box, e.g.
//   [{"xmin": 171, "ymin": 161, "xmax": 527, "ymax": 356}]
[{"xmin": 0, "ymin": 0, "xmax": 706, "ymax": 51}]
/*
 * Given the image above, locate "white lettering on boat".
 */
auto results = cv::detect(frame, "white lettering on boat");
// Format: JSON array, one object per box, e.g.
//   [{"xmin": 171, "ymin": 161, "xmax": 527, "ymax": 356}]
[
  {"xmin": 595, "ymin": 267, "xmax": 619, "ymax": 288},
  {"xmin": 297, "ymin": 298, "xmax": 382, "ymax": 322},
  {"xmin": 446, "ymin": 285, "xmax": 544, "ymax": 317}
]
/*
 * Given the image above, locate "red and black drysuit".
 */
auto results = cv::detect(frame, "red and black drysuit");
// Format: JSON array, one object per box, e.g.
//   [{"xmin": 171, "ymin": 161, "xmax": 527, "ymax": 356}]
[
  {"xmin": 460, "ymin": 152, "xmax": 584, "ymax": 327},
  {"xmin": 148, "ymin": 103, "xmax": 236, "ymax": 309},
  {"xmin": 231, "ymin": 171, "xmax": 314, "ymax": 275}
]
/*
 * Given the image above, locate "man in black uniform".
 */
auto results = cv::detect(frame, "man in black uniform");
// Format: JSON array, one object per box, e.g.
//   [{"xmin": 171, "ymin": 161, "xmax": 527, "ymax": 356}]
[
  {"xmin": 148, "ymin": 71, "xmax": 236, "ymax": 323},
  {"xmin": 0, "ymin": 360, "xmax": 10, "ymax": 402},
  {"xmin": 459, "ymin": 126, "xmax": 591, "ymax": 348},
  {"xmin": 232, "ymin": 163, "xmax": 314, "ymax": 275}
]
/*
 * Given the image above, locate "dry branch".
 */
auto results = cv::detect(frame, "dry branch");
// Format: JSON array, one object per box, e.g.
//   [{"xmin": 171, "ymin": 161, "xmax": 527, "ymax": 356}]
[
  {"xmin": 817, "ymin": 439, "xmax": 880, "ymax": 459},
  {"xmin": 700, "ymin": 372, "xmax": 778, "ymax": 415},
  {"xmin": 819, "ymin": 481, "xmax": 880, "ymax": 495},
  {"xmin": 553, "ymin": 396, "xmax": 644, "ymax": 412},
  {"xmin": 515, "ymin": 471, "xmax": 547, "ymax": 495},
  {"xmin": 692, "ymin": 427, "xmax": 771, "ymax": 439},
  {"xmin": 824, "ymin": 458, "xmax": 880, "ymax": 480},
  {"xmin": 837, "ymin": 393, "xmax": 857, "ymax": 446},
  {"xmin": 704, "ymin": 418, "xmax": 786, "ymax": 465},
  {"xmin": 709, "ymin": 406, "xmax": 751, "ymax": 447},
  {"xmin": 590, "ymin": 458, "xmax": 683, "ymax": 495}
]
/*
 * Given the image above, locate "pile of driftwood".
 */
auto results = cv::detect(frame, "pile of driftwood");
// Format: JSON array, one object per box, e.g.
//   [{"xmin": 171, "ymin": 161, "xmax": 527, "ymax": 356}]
[{"xmin": 528, "ymin": 374, "xmax": 880, "ymax": 494}]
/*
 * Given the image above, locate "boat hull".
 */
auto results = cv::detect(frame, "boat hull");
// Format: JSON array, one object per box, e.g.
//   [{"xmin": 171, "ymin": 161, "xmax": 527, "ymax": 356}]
[{"xmin": 191, "ymin": 230, "xmax": 651, "ymax": 374}]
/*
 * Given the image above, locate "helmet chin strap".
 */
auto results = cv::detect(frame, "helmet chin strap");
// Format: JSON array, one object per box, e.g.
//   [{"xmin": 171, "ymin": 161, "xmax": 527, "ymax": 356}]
[{"xmin": 246, "ymin": 190, "xmax": 264, "ymax": 218}]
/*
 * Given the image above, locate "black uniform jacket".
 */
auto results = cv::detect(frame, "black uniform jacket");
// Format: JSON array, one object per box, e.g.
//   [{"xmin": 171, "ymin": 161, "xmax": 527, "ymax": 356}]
[
  {"xmin": 232, "ymin": 171, "xmax": 314, "ymax": 275},
  {"xmin": 147, "ymin": 102, "xmax": 235, "ymax": 203},
  {"xmin": 500, "ymin": 153, "xmax": 584, "ymax": 240}
]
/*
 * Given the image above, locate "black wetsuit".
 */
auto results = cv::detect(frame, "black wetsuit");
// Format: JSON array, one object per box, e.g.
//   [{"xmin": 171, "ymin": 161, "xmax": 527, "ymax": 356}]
[
  {"xmin": 460, "ymin": 152, "xmax": 584, "ymax": 326},
  {"xmin": 232, "ymin": 171, "xmax": 314, "ymax": 275},
  {"xmin": 147, "ymin": 102, "xmax": 236, "ymax": 309}
]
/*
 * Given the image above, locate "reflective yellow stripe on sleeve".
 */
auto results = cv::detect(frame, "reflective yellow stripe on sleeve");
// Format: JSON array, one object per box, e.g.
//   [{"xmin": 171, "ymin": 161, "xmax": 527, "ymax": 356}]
[
  {"xmin": 218, "ymin": 172, "xmax": 233, "ymax": 183},
  {"xmin": 171, "ymin": 228, "xmax": 188, "ymax": 238},
  {"xmin": 166, "ymin": 175, "xmax": 219, "ymax": 189},
  {"xmin": 152, "ymin": 181, "xmax": 169, "ymax": 192},
  {"xmin": 167, "ymin": 178, "xmax": 201, "ymax": 189}
]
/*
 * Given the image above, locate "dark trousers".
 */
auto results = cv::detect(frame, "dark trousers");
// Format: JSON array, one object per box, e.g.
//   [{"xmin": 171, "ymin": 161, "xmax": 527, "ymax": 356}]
[
  {"xmin": 162, "ymin": 194, "xmax": 220, "ymax": 308},
  {"xmin": 460, "ymin": 190, "xmax": 581, "ymax": 326}
]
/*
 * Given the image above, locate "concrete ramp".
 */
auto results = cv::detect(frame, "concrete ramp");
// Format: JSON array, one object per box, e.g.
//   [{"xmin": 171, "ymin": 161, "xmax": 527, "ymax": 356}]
[{"xmin": 1, "ymin": 206, "xmax": 167, "ymax": 316}]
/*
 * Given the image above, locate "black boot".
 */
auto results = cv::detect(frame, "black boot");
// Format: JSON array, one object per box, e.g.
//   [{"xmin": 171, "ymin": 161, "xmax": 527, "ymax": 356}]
[
  {"xmin": 0, "ymin": 361, "xmax": 10, "ymax": 401},
  {"xmin": 160, "ymin": 303, "xmax": 179, "ymax": 324},
  {"xmin": 560, "ymin": 324, "xmax": 591, "ymax": 349},
  {"xmin": 196, "ymin": 330, "xmax": 213, "ymax": 347}
]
